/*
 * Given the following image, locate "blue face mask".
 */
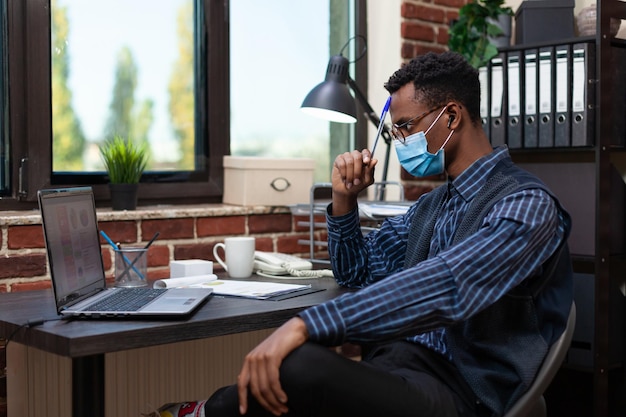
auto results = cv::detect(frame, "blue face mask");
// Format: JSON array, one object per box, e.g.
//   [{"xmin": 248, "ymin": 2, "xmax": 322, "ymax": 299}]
[{"xmin": 394, "ymin": 107, "xmax": 454, "ymax": 177}]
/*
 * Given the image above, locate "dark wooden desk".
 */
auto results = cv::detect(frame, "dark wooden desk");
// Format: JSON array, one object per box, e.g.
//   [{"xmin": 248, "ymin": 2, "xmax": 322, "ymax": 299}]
[{"xmin": 0, "ymin": 276, "xmax": 345, "ymax": 417}]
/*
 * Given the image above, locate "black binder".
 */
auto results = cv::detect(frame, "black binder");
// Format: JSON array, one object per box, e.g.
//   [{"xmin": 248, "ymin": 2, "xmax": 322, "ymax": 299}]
[
  {"xmin": 538, "ymin": 47, "xmax": 555, "ymax": 148},
  {"xmin": 571, "ymin": 42, "xmax": 595, "ymax": 147},
  {"xmin": 506, "ymin": 51, "xmax": 523, "ymax": 149},
  {"xmin": 523, "ymin": 49, "xmax": 538, "ymax": 148},
  {"xmin": 479, "ymin": 66, "xmax": 490, "ymax": 138},
  {"xmin": 554, "ymin": 44, "xmax": 572, "ymax": 147},
  {"xmin": 489, "ymin": 54, "xmax": 506, "ymax": 147}
]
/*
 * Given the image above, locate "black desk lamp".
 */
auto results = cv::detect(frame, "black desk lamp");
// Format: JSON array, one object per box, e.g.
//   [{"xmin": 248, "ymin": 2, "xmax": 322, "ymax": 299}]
[{"xmin": 301, "ymin": 53, "xmax": 393, "ymax": 200}]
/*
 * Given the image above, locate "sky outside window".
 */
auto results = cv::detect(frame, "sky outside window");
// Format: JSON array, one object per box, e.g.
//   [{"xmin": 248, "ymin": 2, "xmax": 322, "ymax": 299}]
[
  {"xmin": 56, "ymin": 0, "xmax": 188, "ymax": 171},
  {"xmin": 230, "ymin": 0, "xmax": 332, "ymax": 181}
]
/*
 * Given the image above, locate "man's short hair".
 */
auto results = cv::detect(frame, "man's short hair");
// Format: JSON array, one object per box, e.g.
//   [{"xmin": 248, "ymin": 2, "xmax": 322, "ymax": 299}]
[{"xmin": 384, "ymin": 51, "xmax": 481, "ymax": 125}]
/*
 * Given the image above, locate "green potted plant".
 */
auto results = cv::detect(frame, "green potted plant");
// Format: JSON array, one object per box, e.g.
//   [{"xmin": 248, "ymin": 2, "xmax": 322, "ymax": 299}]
[
  {"xmin": 448, "ymin": 0, "xmax": 514, "ymax": 69},
  {"xmin": 99, "ymin": 135, "xmax": 148, "ymax": 210}
]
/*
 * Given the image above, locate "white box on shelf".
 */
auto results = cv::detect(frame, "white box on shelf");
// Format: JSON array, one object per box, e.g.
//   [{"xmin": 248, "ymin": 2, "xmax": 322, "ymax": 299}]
[{"xmin": 223, "ymin": 156, "xmax": 315, "ymax": 206}]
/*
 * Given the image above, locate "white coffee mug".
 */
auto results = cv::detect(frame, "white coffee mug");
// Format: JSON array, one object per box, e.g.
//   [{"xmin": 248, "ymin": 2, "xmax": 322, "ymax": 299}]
[{"xmin": 213, "ymin": 237, "xmax": 255, "ymax": 278}]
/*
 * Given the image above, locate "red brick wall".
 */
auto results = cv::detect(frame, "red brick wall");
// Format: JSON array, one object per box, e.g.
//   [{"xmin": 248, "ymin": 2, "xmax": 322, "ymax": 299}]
[
  {"xmin": 400, "ymin": 0, "xmax": 466, "ymax": 61},
  {"xmin": 0, "ymin": 212, "xmax": 328, "ymax": 293}
]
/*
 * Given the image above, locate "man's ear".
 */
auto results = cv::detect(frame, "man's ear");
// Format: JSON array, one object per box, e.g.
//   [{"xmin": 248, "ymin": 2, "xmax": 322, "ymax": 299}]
[{"xmin": 445, "ymin": 102, "xmax": 462, "ymax": 128}]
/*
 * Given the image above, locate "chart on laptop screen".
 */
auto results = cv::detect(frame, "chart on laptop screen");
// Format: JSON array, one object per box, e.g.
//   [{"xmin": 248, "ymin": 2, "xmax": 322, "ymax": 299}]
[{"xmin": 44, "ymin": 194, "xmax": 103, "ymax": 297}]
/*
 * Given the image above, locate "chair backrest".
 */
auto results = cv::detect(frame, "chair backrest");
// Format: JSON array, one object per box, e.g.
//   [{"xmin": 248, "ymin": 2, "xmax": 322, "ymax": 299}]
[{"xmin": 504, "ymin": 302, "xmax": 576, "ymax": 417}]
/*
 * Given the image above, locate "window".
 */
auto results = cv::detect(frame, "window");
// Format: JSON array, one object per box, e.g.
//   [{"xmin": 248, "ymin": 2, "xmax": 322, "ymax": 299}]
[
  {"xmin": 51, "ymin": 0, "xmax": 198, "ymax": 174},
  {"xmin": 1, "ymin": 0, "xmax": 366, "ymax": 208},
  {"xmin": 230, "ymin": 0, "xmax": 365, "ymax": 182}
]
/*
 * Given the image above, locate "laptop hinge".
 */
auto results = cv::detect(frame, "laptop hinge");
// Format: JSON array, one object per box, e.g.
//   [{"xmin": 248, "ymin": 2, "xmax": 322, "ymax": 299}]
[{"xmin": 61, "ymin": 287, "xmax": 105, "ymax": 310}]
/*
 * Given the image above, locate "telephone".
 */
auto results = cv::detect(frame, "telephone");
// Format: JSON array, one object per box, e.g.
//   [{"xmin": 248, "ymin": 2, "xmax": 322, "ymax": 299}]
[{"xmin": 253, "ymin": 251, "xmax": 313, "ymax": 276}]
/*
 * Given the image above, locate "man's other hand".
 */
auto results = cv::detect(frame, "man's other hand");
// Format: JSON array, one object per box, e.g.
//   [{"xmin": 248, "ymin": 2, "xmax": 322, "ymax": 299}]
[{"xmin": 237, "ymin": 317, "xmax": 309, "ymax": 416}]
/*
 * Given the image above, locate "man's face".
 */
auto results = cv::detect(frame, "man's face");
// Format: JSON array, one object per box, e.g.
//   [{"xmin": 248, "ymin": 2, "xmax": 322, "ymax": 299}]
[{"xmin": 390, "ymin": 84, "xmax": 444, "ymax": 153}]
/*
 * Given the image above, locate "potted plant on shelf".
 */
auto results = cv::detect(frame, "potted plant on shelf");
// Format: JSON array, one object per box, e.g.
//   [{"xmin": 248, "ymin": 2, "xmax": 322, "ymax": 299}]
[
  {"xmin": 448, "ymin": 0, "xmax": 514, "ymax": 69},
  {"xmin": 99, "ymin": 135, "xmax": 148, "ymax": 210}
]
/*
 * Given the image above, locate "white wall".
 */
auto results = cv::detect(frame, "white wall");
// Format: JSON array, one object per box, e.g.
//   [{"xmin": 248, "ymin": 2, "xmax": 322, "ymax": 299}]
[{"xmin": 367, "ymin": 0, "xmax": 402, "ymax": 199}]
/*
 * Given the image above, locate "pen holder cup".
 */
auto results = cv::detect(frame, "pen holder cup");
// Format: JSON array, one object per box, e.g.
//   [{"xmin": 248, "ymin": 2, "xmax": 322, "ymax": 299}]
[{"xmin": 114, "ymin": 247, "xmax": 149, "ymax": 287}]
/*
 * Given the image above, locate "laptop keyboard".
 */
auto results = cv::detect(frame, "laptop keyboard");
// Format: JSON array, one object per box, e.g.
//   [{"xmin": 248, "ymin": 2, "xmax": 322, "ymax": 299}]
[{"xmin": 84, "ymin": 288, "xmax": 166, "ymax": 311}]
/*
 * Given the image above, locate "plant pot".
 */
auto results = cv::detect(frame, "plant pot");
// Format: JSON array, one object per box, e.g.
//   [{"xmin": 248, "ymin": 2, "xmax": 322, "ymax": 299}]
[{"xmin": 109, "ymin": 183, "xmax": 139, "ymax": 211}]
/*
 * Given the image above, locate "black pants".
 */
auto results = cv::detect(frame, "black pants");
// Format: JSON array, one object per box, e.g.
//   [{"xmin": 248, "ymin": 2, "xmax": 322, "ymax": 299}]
[{"xmin": 204, "ymin": 341, "xmax": 482, "ymax": 417}]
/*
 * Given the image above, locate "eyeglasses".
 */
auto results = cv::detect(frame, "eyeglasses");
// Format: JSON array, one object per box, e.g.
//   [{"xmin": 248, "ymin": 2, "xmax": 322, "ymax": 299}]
[{"xmin": 390, "ymin": 106, "xmax": 442, "ymax": 143}]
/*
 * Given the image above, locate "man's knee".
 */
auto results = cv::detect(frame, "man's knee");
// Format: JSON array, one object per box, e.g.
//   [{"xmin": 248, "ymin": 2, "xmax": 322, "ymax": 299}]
[{"xmin": 280, "ymin": 342, "xmax": 339, "ymax": 389}]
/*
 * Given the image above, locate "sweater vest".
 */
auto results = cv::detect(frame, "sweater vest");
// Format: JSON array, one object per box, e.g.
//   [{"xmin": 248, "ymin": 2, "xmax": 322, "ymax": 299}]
[{"xmin": 403, "ymin": 158, "xmax": 573, "ymax": 416}]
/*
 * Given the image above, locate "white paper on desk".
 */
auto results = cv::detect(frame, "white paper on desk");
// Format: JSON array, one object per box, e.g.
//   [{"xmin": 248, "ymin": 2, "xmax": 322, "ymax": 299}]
[
  {"xmin": 153, "ymin": 274, "xmax": 218, "ymax": 289},
  {"xmin": 191, "ymin": 279, "xmax": 311, "ymax": 300},
  {"xmin": 153, "ymin": 275, "xmax": 311, "ymax": 299}
]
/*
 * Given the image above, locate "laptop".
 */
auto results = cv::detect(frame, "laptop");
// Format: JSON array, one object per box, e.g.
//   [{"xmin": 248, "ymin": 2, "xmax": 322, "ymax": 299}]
[{"xmin": 38, "ymin": 187, "xmax": 213, "ymax": 318}]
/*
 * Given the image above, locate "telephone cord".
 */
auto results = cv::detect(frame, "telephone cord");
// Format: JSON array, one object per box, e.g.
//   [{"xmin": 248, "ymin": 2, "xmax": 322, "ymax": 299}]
[{"xmin": 284, "ymin": 264, "xmax": 334, "ymax": 278}]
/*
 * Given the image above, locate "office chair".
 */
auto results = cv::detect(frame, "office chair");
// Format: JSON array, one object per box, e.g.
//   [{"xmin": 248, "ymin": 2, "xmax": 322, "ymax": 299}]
[{"xmin": 503, "ymin": 302, "xmax": 576, "ymax": 417}]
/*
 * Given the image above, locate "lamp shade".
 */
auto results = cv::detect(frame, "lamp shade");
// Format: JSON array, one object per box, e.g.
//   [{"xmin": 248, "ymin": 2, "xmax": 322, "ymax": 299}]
[{"xmin": 301, "ymin": 54, "xmax": 357, "ymax": 123}]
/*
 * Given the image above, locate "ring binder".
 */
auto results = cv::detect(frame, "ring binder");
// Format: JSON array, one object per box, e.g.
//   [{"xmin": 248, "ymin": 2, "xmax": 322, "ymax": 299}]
[
  {"xmin": 571, "ymin": 42, "xmax": 595, "ymax": 147},
  {"xmin": 479, "ymin": 66, "xmax": 490, "ymax": 138},
  {"xmin": 554, "ymin": 45, "xmax": 571, "ymax": 147},
  {"xmin": 538, "ymin": 47, "xmax": 555, "ymax": 148},
  {"xmin": 506, "ymin": 51, "xmax": 523, "ymax": 149},
  {"xmin": 523, "ymin": 49, "xmax": 539, "ymax": 148},
  {"xmin": 490, "ymin": 54, "xmax": 506, "ymax": 147}
]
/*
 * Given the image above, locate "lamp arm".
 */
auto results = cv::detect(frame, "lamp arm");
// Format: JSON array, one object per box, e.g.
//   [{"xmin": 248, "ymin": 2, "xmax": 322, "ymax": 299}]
[
  {"xmin": 346, "ymin": 75, "xmax": 393, "ymax": 148},
  {"xmin": 346, "ymin": 75, "xmax": 393, "ymax": 199},
  {"xmin": 347, "ymin": 76, "xmax": 381, "ymax": 128}
]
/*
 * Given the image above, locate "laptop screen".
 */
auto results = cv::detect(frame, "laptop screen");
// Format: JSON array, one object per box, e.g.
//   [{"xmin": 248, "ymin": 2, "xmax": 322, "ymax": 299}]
[{"xmin": 38, "ymin": 187, "xmax": 106, "ymax": 311}]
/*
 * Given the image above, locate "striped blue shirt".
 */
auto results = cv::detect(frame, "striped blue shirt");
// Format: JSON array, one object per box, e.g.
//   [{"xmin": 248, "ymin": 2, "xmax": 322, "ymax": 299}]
[{"xmin": 298, "ymin": 147, "xmax": 567, "ymax": 359}]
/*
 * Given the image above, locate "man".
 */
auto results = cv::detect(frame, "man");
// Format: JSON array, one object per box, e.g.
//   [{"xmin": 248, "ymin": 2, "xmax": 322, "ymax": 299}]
[{"xmin": 153, "ymin": 51, "xmax": 572, "ymax": 417}]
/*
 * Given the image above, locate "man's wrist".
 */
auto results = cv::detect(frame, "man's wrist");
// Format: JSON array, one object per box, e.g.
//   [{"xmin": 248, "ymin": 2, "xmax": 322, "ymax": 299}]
[
  {"xmin": 331, "ymin": 195, "xmax": 358, "ymax": 217},
  {"xmin": 288, "ymin": 317, "xmax": 309, "ymax": 344}
]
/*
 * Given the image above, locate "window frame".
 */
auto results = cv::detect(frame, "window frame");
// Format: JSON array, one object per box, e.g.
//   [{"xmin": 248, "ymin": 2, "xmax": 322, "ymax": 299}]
[{"xmin": 1, "ymin": 0, "xmax": 366, "ymax": 209}]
